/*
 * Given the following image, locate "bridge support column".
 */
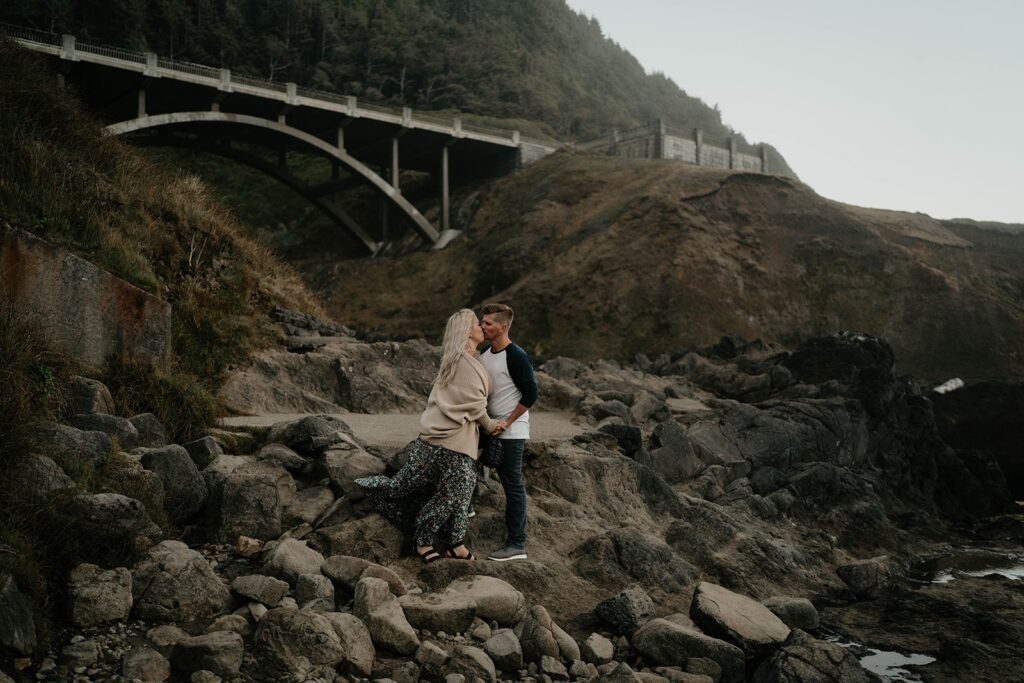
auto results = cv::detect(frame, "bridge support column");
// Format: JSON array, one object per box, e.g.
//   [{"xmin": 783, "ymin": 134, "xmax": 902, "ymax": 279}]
[
  {"xmin": 441, "ymin": 144, "xmax": 450, "ymax": 232},
  {"xmin": 137, "ymin": 89, "xmax": 146, "ymax": 118},
  {"xmin": 760, "ymin": 144, "xmax": 769, "ymax": 173},
  {"xmin": 729, "ymin": 137, "xmax": 737, "ymax": 169},
  {"xmin": 391, "ymin": 137, "xmax": 400, "ymax": 190},
  {"xmin": 694, "ymin": 128, "xmax": 703, "ymax": 167}
]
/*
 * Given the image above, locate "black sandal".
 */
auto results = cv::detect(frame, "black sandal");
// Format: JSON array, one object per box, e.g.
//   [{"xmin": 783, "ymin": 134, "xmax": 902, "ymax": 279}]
[
  {"xmin": 417, "ymin": 547, "xmax": 442, "ymax": 564},
  {"xmin": 442, "ymin": 544, "xmax": 477, "ymax": 561}
]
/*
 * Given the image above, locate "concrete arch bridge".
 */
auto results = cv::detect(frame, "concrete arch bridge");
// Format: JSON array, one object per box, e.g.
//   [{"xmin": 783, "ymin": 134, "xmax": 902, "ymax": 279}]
[{"xmin": 3, "ymin": 24, "xmax": 556, "ymax": 255}]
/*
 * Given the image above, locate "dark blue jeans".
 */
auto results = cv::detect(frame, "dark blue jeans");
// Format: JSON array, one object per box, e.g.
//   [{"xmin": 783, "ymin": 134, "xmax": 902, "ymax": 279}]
[{"xmin": 496, "ymin": 439, "xmax": 527, "ymax": 549}]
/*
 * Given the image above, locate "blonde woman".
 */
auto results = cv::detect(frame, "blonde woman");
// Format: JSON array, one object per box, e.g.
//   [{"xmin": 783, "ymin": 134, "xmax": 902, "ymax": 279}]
[{"xmin": 356, "ymin": 309, "xmax": 507, "ymax": 563}]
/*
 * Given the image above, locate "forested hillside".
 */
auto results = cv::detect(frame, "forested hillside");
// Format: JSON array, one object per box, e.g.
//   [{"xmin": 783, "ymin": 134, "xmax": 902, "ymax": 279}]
[{"xmin": 1, "ymin": 0, "xmax": 783, "ymax": 155}]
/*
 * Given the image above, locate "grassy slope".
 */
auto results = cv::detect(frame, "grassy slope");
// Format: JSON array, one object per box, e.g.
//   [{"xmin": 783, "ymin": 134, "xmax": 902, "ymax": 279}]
[{"xmin": 310, "ymin": 151, "xmax": 1024, "ymax": 382}]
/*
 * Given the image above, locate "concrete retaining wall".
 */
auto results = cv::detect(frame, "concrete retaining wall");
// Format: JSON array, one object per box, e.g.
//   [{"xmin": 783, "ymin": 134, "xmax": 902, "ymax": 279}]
[
  {"xmin": 0, "ymin": 228, "xmax": 171, "ymax": 370},
  {"xmin": 585, "ymin": 123, "xmax": 768, "ymax": 173}
]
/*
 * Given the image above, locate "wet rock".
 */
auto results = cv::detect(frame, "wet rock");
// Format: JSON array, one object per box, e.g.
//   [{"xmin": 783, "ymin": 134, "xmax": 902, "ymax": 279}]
[
  {"xmin": 267, "ymin": 414, "xmax": 357, "ymax": 456},
  {"xmin": 632, "ymin": 618, "xmax": 745, "ymax": 683},
  {"xmin": 61, "ymin": 638, "xmax": 98, "ymax": 667},
  {"xmin": 519, "ymin": 605, "xmax": 561, "ymax": 663},
  {"xmin": 132, "ymin": 541, "xmax": 231, "ymax": 622},
  {"xmin": 230, "ymin": 574, "xmax": 289, "ymax": 607},
  {"xmin": 69, "ymin": 563, "xmax": 132, "ymax": 627},
  {"xmin": 31, "ymin": 422, "xmax": 111, "ymax": 465},
  {"xmin": 251, "ymin": 607, "xmax": 346, "ymax": 678},
  {"xmin": 446, "ymin": 644, "xmax": 497, "ymax": 683},
  {"xmin": 484, "ymin": 628, "xmax": 523, "ymax": 672},
  {"xmin": 67, "ymin": 375, "xmax": 115, "ymax": 415},
  {"xmin": 183, "ymin": 436, "xmax": 223, "ymax": 469},
  {"xmin": 354, "ymin": 576, "xmax": 420, "ymax": 655},
  {"xmin": 575, "ymin": 527, "xmax": 695, "ymax": 592},
  {"xmin": 690, "ymin": 581, "xmax": 790, "ymax": 657},
  {"xmin": 205, "ymin": 614, "xmax": 251, "ymax": 637},
  {"xmin": 261, "ymin": 538, "xmax": 325, "ymax": 585},
  {"xmin": 139, "ymin": 445, "xmax": 208, "ymax": 522},
  {"xmin": 122, "ymin": 646, "xmax": 170, "ymax": 682},
  {"xmin": 447, "ymin": 575, "xmax": 526, "ymax": 625},
  {"xmin": 761, "ymin": 597, "xmax": 819, "ymax": 631},
  {"xmin": 210, "ymin": 462, "xmax": 284, "ymax": 542},
  {"xmin": 752, "ymin": 629, "xmax": 869, "ymax": 682},
  {"xmin": 595, "ymin": 585, "xmax": 656, "ymax": 635},
  {"xmin": 129, "ymin": 413, "xmax": 169, "ymax": 448},
  {"xmin": 68, "ymin": 413, "xmax": 140, "ymax": 449},
  {"xmin": 170, "ymin": 631, "xmax": 244, "ymax": 678},
  {"xmin": 322, "ymin": 612, "xmax": 375, "ymax": 677},
  {"xmin": 836, "ymin": 556, "xmax": 901, "ymax": 599},
  {"xmin": 399, "ymin": 588, "xmax": 477, "ymax": 634},
  {"xmin": 582, "ymin": 633, "xmax": 615, "ymax": 664}
]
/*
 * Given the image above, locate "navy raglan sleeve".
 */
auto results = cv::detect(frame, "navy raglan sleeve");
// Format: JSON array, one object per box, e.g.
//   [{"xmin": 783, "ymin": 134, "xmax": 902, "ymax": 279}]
[{"xmin": 507, "ymin": 345, "xmax": 539, "ymax": 407}]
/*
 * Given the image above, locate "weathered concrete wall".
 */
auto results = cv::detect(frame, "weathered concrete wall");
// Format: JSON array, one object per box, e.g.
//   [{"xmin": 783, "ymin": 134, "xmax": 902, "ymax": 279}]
[
  {"xmin": 735, "ymin": 152, "xmax": 762, "ymax": 171},
  {"xmin": 0, "ymin": 228, "xmax": 171, "ymax": 370},
  {"xmin": 663, "ymin": 134, "xmax": 698, "ymax": 163},
  {"xmin": 587, "ymin": 125, "xmax": 767, "ymax": 173}
]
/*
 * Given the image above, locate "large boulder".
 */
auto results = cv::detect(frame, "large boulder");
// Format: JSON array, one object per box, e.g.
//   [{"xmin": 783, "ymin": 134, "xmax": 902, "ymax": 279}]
[
  {"xmin": 129, "ymin": 413, "xmax": 169, "ymax": 449},
  {"xmin": 209, "ymin": 463, "xmax": 284, "ymax": 542},
  {"xmin": 632, "ymin": 618, "xmax": 746, "ymax": 683},
  {"xmin": 595, "ymin": 585, "xmax": 656, "ymax": 635},
  {"xmin": 399, "ymin": 588, "xmax": 477, "ymax": 634},
  {"xmin": 836, "ymin": 556, "xmax": 901, "ymax": 599},
  {"xmin": 648, "ymin": 421, "xmax": 707, "ymax": 483},
  {"xmin": 322, "ymin": 612, "xmax": 375, "ymax": 677},
  {"xmin": 16, "ymin": 454, "xmax": 75, "ymax": 496},
  {"xmin": 581, "ymin": 633, "xmax": 615, "ymax": 665},
  {"xmin": 322, "ymin": 448, "xmax": 387, "ymax": 497},
  {"xmin": 321, "ymin": 555, "xmax": 406, "ymax": 597},
  {"xmin": 284, "ymin": 486, "xmax": 335, "ymax": 526},
  {"xmin": 139, "ymin": 445, "xmax": 208, "ymax": 523},
  {"xmin": 446, "ymin": 644, "xmax": 497, "ymax": 683},
  {"xmin": 690, "ymin": 581, "xmax": 790, "ymax": 658},
  {"xmin": 267, "ymin": 415, "xmax": 357, "ymax": 457},
  {"xmin": 251, "ymin": 608, "xmax": 346, "ymax": 679},
  {"xmin": 518, "ymin": 605, "xmax": 561, "ymax": 664},
  {"xmin": 484, "ymin": 628, "xmax": 523, "ymax": 672},
  {"xmin": 68, "ymin": 563, "xmax": 132, "ymax": 627},
  {"xmin": 262, "ymin": 538, "xmax": 325, "ymax": 585},
  {"xmin": 229, "ymin": 574, "xmax": 289, "ymax": 607},
  {"xmin": 67, "ymin": 375, "xmax": 115, "ymax": 415},
  {"xmin": 170, "ymin": 631, "xmax": 244, "ymax": 678},
  {"xmin": 257, "ymin": 442, "xmax": 311, "ymax": 473},
  {"xmin": 0, "ymin": 574, "xmax": 36, "ymax": 656},
  {"xmin": 182, "ymin": 437, "xmax": 223, "ymax": 469},
  {"xmin": 121, "ymin": 646, "xmax": 170, "ymax": 682},
  {"xmin": 575, "ymin": 527, "xmax": 695, "ymax": 592},
  {"xmin": 354, "ymin": 576, "xmax": 420, "ymax": 655},
  {"xmin": 30, "ymin": 422, "xmax": 111, "ymax": 466},
  {"xmin": 68, "ymin": 413, "xmax": 140, "ymax": 450},
  {"xmin": 761, "ymin": 597, "xmax": 819, "ymax": 631},
  {"xmin": 752, "ymin": 629, "xmax": 870, "ymax": 682},
  {"xmin": 70, "ymin": 493, "xmax": 161, "ymax": 556},
  {"xmin": 447, "ymin": 575, "xmax": 526, "ymax": 625},
  {"xmin": 132, "ymin": 541, "xmax": 230, "ymax": 622}
]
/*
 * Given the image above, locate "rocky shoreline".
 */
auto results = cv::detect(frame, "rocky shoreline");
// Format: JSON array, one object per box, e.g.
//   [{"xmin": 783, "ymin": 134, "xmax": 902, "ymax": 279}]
[{"xmin": 2, "ymin": 330, "xmax": 1021, "ymax": 682}]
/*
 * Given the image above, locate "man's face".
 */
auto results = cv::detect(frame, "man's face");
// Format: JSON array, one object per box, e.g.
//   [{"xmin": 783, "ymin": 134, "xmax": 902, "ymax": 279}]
[{"xmin": 481, "ymin": 314, "xmax": 506, "ymax": 340}]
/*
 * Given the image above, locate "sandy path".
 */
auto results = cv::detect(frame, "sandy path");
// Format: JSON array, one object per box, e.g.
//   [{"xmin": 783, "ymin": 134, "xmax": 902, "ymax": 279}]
[{"xmin": 220, "ymin": 411, "xmax": 584, "ymax": 450}]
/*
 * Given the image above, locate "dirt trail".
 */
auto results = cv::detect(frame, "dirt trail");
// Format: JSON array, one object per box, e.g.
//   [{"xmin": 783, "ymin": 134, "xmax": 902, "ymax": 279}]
[{"xmin": 220, "ymin": 411, "xmax": 583, "ymax": 450}]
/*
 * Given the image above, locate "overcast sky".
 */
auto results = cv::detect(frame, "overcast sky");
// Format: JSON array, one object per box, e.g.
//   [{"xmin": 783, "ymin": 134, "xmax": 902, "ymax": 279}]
[{"xmin": 565, "ymin": 0, "xmax": 1024, "ymax": 223}]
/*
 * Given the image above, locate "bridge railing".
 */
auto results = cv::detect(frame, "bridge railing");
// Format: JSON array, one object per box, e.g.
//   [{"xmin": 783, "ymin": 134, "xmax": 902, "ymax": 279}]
[
  {"xmin": 0, "ymin": 23, "xmax": 60, "ymax": 47},
  {"xmin": 79, "ymin": 41, "xmax": 146, "ymax": 65}
]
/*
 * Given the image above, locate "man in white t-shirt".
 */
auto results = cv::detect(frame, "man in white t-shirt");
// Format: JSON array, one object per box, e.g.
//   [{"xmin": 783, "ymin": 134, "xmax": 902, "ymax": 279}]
[{"xmin": 478, "ymin": 303, "xmax": 538, "ymax": 561}]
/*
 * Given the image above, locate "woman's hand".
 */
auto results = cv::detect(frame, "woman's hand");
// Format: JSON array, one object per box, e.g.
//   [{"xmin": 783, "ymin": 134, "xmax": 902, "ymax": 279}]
[{"xmin": 491, "ymin": 419, "xmax": 508, "ymax": 435}]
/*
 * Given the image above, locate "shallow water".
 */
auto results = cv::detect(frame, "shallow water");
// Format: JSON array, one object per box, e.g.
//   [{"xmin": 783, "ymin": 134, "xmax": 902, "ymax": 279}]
[
  {"xmin": 822, "ymin": 630, "xmax": 935, "ymax": 682},
  {"xmin": 908, "ymin": 548, "xmax": 1024, "ymax": 584}
]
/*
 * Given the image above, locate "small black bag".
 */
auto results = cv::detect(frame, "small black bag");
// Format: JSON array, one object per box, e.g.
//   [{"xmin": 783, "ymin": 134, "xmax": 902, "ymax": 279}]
[{"xmin": 479, "ymin": 432, "xmax": 504, "ymax": 468}]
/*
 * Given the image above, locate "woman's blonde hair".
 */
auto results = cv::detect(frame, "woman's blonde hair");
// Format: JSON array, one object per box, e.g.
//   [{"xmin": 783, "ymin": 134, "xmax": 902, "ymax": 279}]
[{"xmin": 436, "ymin": 308, "xmax": 476, "ymax": 386}]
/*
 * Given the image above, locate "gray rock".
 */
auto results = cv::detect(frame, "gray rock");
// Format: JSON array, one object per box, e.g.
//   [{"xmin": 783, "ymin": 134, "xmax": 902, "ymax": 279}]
[
  {"xmin": 205, "ymin": 428, "xmax": 257, "ymax": 455},
  {"xmin": 541, "ymin": 654, "xmax": 569, "ymax": 681},
  {"xmin": 61, "ymin": 639, "xmax": 99, "ymax": 667},
  {"xmin": 129, "ymin": 413, "xmax": 169, "ymax": 448},
  {"xmin": 67, "ymin": 412, "xmax": 140, "ymax": 449},
  {"xmin": 122, "ymin": 646, "xmax": 171, "ymax": 682},
  {"xmin": 447, "ymin": 575, "xmax": 526, "ymax": 625},
  {"xmin": 230, "ymin": 574, "xmax": 289, "ymax": 607},
  {"xmin": 201, "ymin": 454, "xmax": 254, "ymax": 493},
  {"xmin": 570, "ymin": 659, "xmax": 592, "ymax": 679},
  {"xmin": 484, "ymin": 628, "xmax": 523, "ymax": 672},
  {"xmin": 399, "ymin": 588, "xmax": 478, "ymax": 634},
  {"xmin": 31, "ymin": 422, "xmax": 111, "ymax": 466},
  {"xmin": 684, "ymin": 657, "xmax": 722, "ymax": 681},
  {"xmin": 761, "ymin": 597, "xmax": 819, "ymax": 631},
  {"xmin": 171, "ymin": 631, "xmax": 244, "ymax": 678},
  {"xmin": 447, "ymin": 644, "xmax": 497, "ymax": 683},
  {"xmin": 322, "ymin": 611, "xmax": 376, "ymax": 677},
  {"xmin": 354, "ymin": 576, "xmax": 420, "ymax": 655},
  {"xmin": 296, "ymin": 573, "xmax": 335, "ymax": 606},
  {"xmin": 470, "ymin": 618, "xmax": 492, "ymax": 642},
  {"xmin": 16, "ymin": 453, "xmax": 75, "ymax": 496},
  {"xmin": 139, "ymin": 445, "xmax": 208, "ymax": 522},
  {"xmin": 210, "ymin": 463, "xmax": 286, "ymax": 542},
  {"xmin": 649, "ymin": 421, "xmax": 707, "ymax": 483},
  {"xmin": 284, "ymin": 485, "xmax": 335, "ymax": 527},
  {"xmin": 595, "ymin": 661, "xmax": 641, "ymax": 682},
  {"xmin": 582, "ymin": 633, "xmax": 615, "ymax": 664},
  {"xmin": 576, "ymin": 527, "xmax": 695, "ymax": 593},
  {"xmin": 183, "ymin": 436, "xmax": 223, "ymax": 469},
  {"xmin": 596, "ymin": 585, "xmax": 656, "ymax": 634},
  {"xmin": 752, "ymin": 629, "xmax": 870, "ymax": 682},
  {"xmin": 205, "ymin": 614, "xmax": 252, "ymax": 637},
  {"xmin": 67, "ymin": 375, "xmax": 115, "ymax": 415},
  {"xmin": 552, "ymin": 621, "xmax": 581, "ymax": 662},
  {"xmin": 190, "ymin": 671, "xmax": 221, "ymax": 683},
  {"xmin": 257, "ymin": 442, "xmax": 310, "ymax": 473},
  {"xmin": 132, "ymin": 541, "xmax": 231, "ymax": 622},
  {"xmin": 262, "ymin": 538, "xmax": 325, "ymax": 585},
  {"xmin": 651, "ymin": 670, "xmax": 713, "ymax": 683},
  {"xmin": 323, "ymin": 448, "xmax": 387, "ymax": 497},
  {"xmin": 71, "ymin": 492, "xmax": 161, "ymax": 553},
  {"xmin": 690, "ymin": 581, "xmax": 789, "ymax": 658},
  {"xmin": 836, "ymin": 556, "xmax": 900, "ymax": 599},
  {"xmin": 251, "ymin": 607, "xmax": 346, "ymax": 678},
  {"xmin": 267, "ymin": 415, "xmax": 357, "ymax": 456},
  {"xmin": 632, "ymin": 618, "xmax": 745, "ymax": 683},
  {"xmin": 146, "ymin": 624, "xmax": 189, "ymax": 655},
  {"xmin": 321, "ymin": 554, "xmax": 407, "ymax": 596},
  {"xmin": 519, "ymin": 605, "xmax": 560, "ymax": 663},
  {"xmin": 69, "ymin": 563, "xmax": 132, "ymax": 627},
  {"xmin": 416, "ymin": 640, "xmax": 450, "ymax": 672}
]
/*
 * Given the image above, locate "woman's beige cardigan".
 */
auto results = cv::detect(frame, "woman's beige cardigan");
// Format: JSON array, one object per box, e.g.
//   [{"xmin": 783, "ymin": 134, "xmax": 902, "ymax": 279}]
[{"xmin": 419, "ymin": 351, "xmax": 498, "ymax": 459}]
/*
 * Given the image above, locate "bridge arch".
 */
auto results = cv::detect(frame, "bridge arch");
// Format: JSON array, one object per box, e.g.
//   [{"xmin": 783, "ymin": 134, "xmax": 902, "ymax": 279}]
[{"xmin": 105, "ymin": 111, "xmax": 441, "ymax": 253}]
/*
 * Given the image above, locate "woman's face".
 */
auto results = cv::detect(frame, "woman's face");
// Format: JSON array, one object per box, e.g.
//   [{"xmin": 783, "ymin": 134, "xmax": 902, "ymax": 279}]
[{"xmin": 469, "ymin": 317, "xmax": 486, "ymax": 345}]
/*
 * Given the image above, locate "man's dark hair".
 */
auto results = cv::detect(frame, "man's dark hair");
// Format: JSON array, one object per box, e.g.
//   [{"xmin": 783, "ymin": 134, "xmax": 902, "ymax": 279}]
[{"xmin": 480, "ymin": 302, "xmax": 514, "ymax": 326}]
